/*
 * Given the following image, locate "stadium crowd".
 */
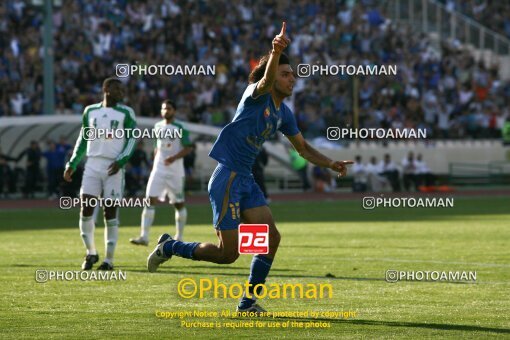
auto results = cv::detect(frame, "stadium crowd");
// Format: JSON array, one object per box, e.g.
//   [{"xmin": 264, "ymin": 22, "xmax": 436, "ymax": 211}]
[{"xmin": 1, "ymin": 0, "xmax": 509, "ymax": 142}]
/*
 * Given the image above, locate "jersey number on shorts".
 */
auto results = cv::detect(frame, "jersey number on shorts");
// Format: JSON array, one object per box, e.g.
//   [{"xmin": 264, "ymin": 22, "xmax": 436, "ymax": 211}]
[{"xmin": 229, "ymin": 202, "xmax": 240, "ymax": 220}]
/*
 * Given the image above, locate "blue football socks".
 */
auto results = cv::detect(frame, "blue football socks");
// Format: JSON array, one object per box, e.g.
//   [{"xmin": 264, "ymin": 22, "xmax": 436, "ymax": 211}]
[
  {"xmin": 163, "ymin": 239, "xmax": 200, "ymax": 259},
  {"xmin": 238, "ymin": 255, "xmax": 273, "ymax": 309}
]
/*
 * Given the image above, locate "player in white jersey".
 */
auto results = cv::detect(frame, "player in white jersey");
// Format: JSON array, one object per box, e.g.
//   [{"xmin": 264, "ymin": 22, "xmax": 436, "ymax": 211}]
[
  {"xmin": 130, "ymin": 100, "xmax": 193, "ymax": 246},
  {"xmin": 63, "ymin": 78, "xmax": 137, "ymax": 270}
]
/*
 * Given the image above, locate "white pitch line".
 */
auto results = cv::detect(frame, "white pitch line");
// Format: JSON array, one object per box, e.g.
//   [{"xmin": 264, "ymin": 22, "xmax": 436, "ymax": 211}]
[{"xmin": 349, "ymin": 257, "xmax": 510, "ymax": 268}]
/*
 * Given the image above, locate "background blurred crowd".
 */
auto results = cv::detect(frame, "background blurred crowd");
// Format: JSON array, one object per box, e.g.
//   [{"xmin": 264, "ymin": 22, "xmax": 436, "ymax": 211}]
[{"xmin": 1, "ymin": 0, "xmax": 509, "ymax": 140}]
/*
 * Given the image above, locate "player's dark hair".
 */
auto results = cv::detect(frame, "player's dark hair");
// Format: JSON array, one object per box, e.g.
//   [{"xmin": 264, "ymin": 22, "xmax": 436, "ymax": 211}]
[
  {"xmin": 249, "ymin": 52, "xmax": 290, "ymax": 84},
  {"xmin": 102, "ymin": 77, "xmax": 122, "ymax": 90},
  {"xmin": 162, "ymin": 99, "xmax": 176, "ymax": 110}
]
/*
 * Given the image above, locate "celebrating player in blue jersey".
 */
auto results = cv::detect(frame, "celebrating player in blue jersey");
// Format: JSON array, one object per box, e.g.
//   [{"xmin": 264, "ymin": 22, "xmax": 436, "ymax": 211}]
[{"xmin": 147, "ymin": 22, "xmax": 353, "ymax": 312}]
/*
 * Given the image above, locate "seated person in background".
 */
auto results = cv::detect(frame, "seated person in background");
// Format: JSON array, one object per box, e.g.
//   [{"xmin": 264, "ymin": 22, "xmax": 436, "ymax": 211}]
[
  {"xmin": 289, "ymin": 148, "xmax": 311, "ymax": 191},
  {"xmin": 126, "ymin": 141, "xmax": 150, "ymax": 197},
  {"xmin": 352, "ymin": 155, "xmax": 368, "ymax": 192},
  {"xmin": 0, "ymin": 147, "xmax": 17, "ymax": 198},
  {"xmin": 183, "ymin": 143, "xmax": 197, "ymax": 190},
  {"xmin": 415, "ymin": 154, "xmax": 436, "ymax": 187},
  {"xmin": 401, "ymin": 151, "xmax": 419, "ymax": 191},
  {"xmin": 379, "ymin": 154, "xmax": 401, "ymax": 192},
  {"xmin": 366, "ymin": 156, "xmax": 390, "ymax": 192},
  {"xmin": 312, "ymin": 165, "xmax": 334, "ymax": 193},
  {"xmin": 252, "ymin": 147, "xmax": 269, "ymax": 200}
]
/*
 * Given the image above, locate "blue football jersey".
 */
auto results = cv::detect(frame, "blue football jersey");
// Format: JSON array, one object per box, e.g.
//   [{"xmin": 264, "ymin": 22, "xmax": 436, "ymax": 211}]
[{"xmin": 209, "ymin": 83, "xmax": 300, "ymax": 175}]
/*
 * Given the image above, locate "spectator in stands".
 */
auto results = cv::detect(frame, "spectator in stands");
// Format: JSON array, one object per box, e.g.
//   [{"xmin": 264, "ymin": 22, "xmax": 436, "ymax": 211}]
[
  {"xmin": 17, "ymin": 140, "xmax": 41, "ymax": 198},
  {"xmin": 402, "ymin": 151, "xmax": 419, "ymax": 191},
  {"xmin": 56, "ymin": 136, "xmax": 72, "ymax": 159},
  {"xmin": 366, "ymin": 156, "xmax": 390, "ymax": 192},
  {"xmin": 42, "ymin": 140, "xmax": 64, "ymax": 199},
  {"xmin": 2, "ymin": 0, "xmax": 509, "ymax": 141},
  {"xmin": 0, "ymin": 147, "xmax": 17, "ymax": 198},
  {"xmin": 379, "ymin": 154, "xmax": 401, "ymax": 192},
  {"xmin": 312, "ymin": 166, "xmax": 334, "ymax": 193},
  {"xmin": 289, "ymin": 148, "xmax": 310, "ymax": 191},
  {"xmin": 415, "ymin": 154, "xmax": 436, "ymax": 187},
  {"xmin": 126, "ymin": 141, "xmax": 150, "ymax": 197},
  {"xmin": 252, "ymin": 147, "xmax": 269, "ymax": 200},
  {"xmin": 352, "ymin": 155, "xmax": 368, "ymax": 192},
  {"xmin": 183, "ymin": 143, "xmax": 197, "ymax": 191}
]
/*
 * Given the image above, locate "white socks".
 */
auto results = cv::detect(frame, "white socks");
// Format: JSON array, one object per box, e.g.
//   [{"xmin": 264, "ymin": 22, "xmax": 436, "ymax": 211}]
[
  {"xmin": 175, "ymin": 207, "xmax": 187, "ymax": 241},
  {"xmin": 141, "ymin": 206, "xmax": 155, "ymax": 240},
  {"xmin": 140, "ymin": 205, "xmax": 187, "ymax": 241},
  {"xmin": 80, "ymin": 214, "xmax": 119, "ymax": 264},
  {"xmin": 104, "ymin": 218, "xmax": 119, "ymax": 264},
  {"xmin": 80, "ymin": 215, "xmax": 97, "ymax": 255}
]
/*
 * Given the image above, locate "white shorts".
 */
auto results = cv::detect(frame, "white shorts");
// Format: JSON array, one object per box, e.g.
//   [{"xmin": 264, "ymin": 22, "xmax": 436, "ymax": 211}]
[
  {"xmin": 80, "ymin": 157, "xmax": 124, "ymax": 199},
  {"xmin": 146, "ymin": 169, "xmax": 185, "ymax": 204}
]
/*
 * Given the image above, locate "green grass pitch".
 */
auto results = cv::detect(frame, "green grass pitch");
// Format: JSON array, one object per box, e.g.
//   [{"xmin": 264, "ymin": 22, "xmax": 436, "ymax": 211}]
[{"xmin": 0, "ymin": 196, "xmax": 509, "ymax": 339}]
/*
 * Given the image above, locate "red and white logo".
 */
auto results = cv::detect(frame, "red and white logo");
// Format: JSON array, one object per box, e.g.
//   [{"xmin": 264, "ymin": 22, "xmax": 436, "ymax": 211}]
[{"xmin": 238, "ymin": 224, "xmax": 269, "ymax": 254}]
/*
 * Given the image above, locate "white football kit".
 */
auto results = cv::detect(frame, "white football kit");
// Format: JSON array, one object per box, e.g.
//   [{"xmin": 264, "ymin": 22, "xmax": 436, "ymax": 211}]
[
  {"xmin": 146, "ymin": 119, "xmax": 191, "ymax": 203},
  {"xmin": 67, "ymin": 102, "xmax": 137, "ymax": 198}
]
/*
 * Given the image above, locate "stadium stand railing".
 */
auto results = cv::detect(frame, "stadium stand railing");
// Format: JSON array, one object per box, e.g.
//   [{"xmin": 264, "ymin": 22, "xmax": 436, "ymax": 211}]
[
  {"xmin": 449, "ymin": 161, "xmax": 510, "ymax": 185},
  {"xmin": 387, "ymin": 0, "xmax": 510, "ymax": 79}
]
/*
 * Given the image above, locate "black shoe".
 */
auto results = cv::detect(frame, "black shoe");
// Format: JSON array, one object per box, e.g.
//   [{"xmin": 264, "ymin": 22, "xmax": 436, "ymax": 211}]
[
  {"xmin": 81, "ymin": 254, "xmax": 99, "ymax": 270},
  {"xmin": 97, "ymin": 261, "xmax": 114, "ymax": 271}
]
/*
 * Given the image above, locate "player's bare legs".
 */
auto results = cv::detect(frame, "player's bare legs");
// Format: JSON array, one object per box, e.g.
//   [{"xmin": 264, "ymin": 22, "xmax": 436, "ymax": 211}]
[
  {"xmin": 81, "ymin": 194, "xmax": 96, "ymax": 217},
  {"xmin": 176, "ymin": 206, "xmax": 279, "ymax": 263},
  {"xmin": 192, "ymin": 229, "xmax": 239, "ymax": 264},
  {"xmin": 241, "ymin": 205, "xmax": 281, "ymax": 259}
]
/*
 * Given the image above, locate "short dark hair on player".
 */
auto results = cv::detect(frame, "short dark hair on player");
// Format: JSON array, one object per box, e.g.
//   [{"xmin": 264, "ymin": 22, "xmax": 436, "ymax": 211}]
[
  {"xmin": 102, "ymin": 77, "xmax": 122, "ymax": 90},
  {"xmin": 249, "ymin": 52, "xmax": 290, "ymax": 84},
  {"xmin": 162, "ymin": 99, "xmax": 176, "ymax": 109}
]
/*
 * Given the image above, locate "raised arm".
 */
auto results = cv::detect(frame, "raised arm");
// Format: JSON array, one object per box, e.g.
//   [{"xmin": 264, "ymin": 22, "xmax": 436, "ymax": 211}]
[
  {"xmin": 253, "ymin": 22, "xmax": 291, "ymax": 97},
  {"xmin": 287, "ymin": 133, "xmax": 353, "ymax": 177}
]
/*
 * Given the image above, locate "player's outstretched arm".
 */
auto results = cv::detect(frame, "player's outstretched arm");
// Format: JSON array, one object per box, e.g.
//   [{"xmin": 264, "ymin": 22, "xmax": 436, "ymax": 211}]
[
  {"xmin": 254, "ymin": 22, "xmax": 291, "ymax": 97},
  {"xmin": 287, "ymin": 133, "xmax": 353, "ymax": 177}
]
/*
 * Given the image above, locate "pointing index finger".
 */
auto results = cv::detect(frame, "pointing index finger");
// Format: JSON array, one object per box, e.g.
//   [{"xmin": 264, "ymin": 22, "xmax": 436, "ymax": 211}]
[{"xmin": 279, "ymin": 22, "xmax": 286, "ymax": 36}]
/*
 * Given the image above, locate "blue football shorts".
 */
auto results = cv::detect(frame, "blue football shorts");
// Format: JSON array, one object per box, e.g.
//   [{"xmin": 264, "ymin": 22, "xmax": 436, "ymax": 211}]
[{"xmin": 208, "ymin": 163, "xmax": 267, "ymax": 230}]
